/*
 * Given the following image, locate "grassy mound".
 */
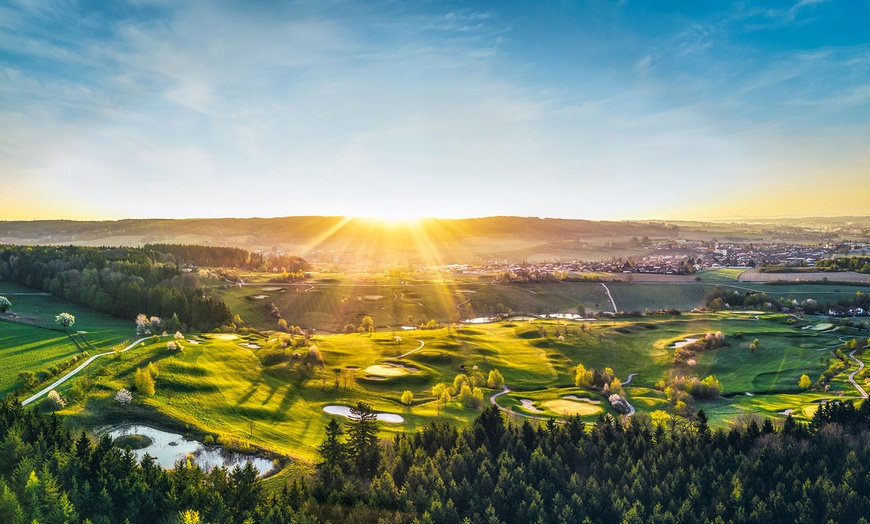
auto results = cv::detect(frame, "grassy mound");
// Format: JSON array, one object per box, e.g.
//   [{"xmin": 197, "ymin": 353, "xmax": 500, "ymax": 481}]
[{"xmin": 113, "ymin": 434, "xmax": 153, "ymax": 450}]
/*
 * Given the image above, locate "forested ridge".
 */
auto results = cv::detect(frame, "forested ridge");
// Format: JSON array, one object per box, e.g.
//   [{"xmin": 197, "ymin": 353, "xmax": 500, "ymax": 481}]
[
  {"xmin": 0, "ymin": 245, "xmax": 231, "ymax": 331},
  {"xmin": 3, "ymin": 400, "xmax": 870, "ymax": 523}
]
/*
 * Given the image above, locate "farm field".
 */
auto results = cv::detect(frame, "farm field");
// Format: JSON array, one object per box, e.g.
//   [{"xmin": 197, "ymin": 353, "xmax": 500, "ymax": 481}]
[
  {"xmin": 739, "ymin": 269, "xmax": 870, "ymax": 283},
  {"xmin": 696, "ymin": 268, "xmax": 747, "ymax": 281},
  {"xmin": 606, "ymin": 282, "xmax": 711, "ymax": 312}
]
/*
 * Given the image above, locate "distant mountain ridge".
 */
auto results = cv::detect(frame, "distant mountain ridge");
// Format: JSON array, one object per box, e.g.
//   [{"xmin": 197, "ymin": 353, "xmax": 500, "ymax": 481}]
[{"xmin": 1, "ymin": 215, "xmax": 866, "ymax": 264}]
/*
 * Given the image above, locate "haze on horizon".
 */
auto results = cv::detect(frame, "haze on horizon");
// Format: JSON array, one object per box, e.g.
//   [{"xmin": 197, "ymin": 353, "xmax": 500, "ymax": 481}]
[{"xmin": 2, "ymin": 1, "xmax": 869, "ymax": 222}]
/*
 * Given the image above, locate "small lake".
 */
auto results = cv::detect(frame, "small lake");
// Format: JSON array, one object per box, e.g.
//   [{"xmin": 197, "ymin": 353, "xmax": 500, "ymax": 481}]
[{"xmin": 106, "ymin": 424, "xmax": 275, "ymax": 476}]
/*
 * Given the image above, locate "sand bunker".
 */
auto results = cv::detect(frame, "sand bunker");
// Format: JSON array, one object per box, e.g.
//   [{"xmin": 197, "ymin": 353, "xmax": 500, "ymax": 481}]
[
  {"xmin": 261, "ymin": 287, "xmax": 282, "ymax": 292},
  {"xmin": 363, "ymin": 364, "xmax": 410, "ymax": 377},
  {"xmin": 323, "ymin": 405, "xmax": 403, "ymax": 423},
  {"xmin": 519, "ymin": 399, "xmax": 543, "ymax": 413},
  {"xmin": 562, "ymin": 395, "xmax": 601, "ymax": 404},
  {"xmin": 210, "ymin": 334, "xmax": 239, "ymax": 341},
  {"xmin": 241, "ymin": 343, "xmax": 262, "ymax": 349},
  {"xmin": 671, "ymin": 338, "xmax": 699, "ymax": 349},
  {"xmin": 543, "ymin": 399, "xmax": 604, "ymax": 417},
  {"xmin": 252, "ymin": 295, "xmax": 269, "ymax": 299}
]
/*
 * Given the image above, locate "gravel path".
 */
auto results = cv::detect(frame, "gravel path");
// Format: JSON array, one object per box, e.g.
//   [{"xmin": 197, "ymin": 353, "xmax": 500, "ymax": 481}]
[
  {"xmin": 22, "ymin": 336, "xmax": 156, "ymax": 406},
  {"xmin": 397, "ymin": 339, "xmax": 426, "ymax": 359},
  {"xmin": 848, "ymin": 349, "xmax": 868, "ymax": 399},
  {"xmin": 600, "ymin": 283, "xmax": 617, "ymax": 312}
]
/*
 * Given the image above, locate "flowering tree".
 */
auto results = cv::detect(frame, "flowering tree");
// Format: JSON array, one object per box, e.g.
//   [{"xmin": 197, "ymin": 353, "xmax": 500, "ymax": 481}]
[
  {"xmin": 46, "ymin": 390, "xmax": 66, "ymax": 410},
  {"xmin": 174, "ymin": 331, "xmax": 184, "ymax": 340},
  {"xmin": 115, "ymin": 389, "xmax": 132, "ymax": 405},
  {"xmin": 55, "ymin": 312, "xmax": 75, "ymax": 330},
  {"xmin": 135, "ymin": 314, "xmax": 151, "ymax": 336},
  {"xmin": 0, "ymin": 296, "xmax": 11, "ymax": 313}
]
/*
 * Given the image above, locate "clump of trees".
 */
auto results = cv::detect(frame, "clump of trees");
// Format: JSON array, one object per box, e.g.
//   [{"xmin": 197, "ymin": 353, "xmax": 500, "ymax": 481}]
[
  {"xmin": 574, "ymin": 364, "xmax": 623, "ymax": 394},
  {"xmin": 673, "ymin": 331, "xmax": 726, "ymax": 364},
  {"xmin": 658, "ymin": 374, "xmax": 723, "ymax": 415}
]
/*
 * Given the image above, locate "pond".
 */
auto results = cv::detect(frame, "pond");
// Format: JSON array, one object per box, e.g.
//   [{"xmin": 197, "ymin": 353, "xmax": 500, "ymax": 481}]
[{"xmin": 106, "ymin": 424, "xmax": 275, "ymax": 476}]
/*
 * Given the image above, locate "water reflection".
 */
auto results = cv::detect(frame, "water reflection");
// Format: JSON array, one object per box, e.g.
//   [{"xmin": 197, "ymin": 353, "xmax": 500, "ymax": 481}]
[{"xmin": 107, "ymin": 424, "xmax": 274, "ymax": 476}]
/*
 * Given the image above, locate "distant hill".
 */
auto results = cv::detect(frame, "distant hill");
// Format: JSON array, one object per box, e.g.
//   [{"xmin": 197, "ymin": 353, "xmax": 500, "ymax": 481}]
[{"xmin": 1, "ymin": 215, "xmax": 866, "ymax": 265}]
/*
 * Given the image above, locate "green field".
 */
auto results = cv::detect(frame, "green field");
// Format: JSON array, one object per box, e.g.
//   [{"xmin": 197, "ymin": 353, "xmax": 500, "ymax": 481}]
[
  {"xmin": 696, "ymin": 268, "xmax": 747, "ymax": 281},
  {"xmin": 0, "ymin": 282, "xmax": 135, "ymax": 396},
  {"xmin": 607, "ymin": 282, "xmax": 711, "ymax": 312}
]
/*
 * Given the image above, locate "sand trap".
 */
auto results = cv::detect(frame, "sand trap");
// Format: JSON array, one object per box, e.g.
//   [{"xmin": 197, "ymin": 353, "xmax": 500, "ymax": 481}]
[
  {"xmin": 361, "ymin": 295, "xmax": 384, "ymax": 301},
  {"xmin": 671, "ymin": 338, "xmax": 699, "ymax": 349},
  {"xmin": 543, "ymin": 399, "xmax": 604, "ymax": 417},
  {"xmin": 363, "ymin": 364, "xmax": 409, "ymax": 377},
  {"xmin": 364, "ymin": 376, "xmax": 387, "ymax": 381},
  {"xmin": 186, "ymin": 340, "xmax": 200, "ymax": 345},
  {"xmin": 210, "ymin": 334, "xmax": 239, "ymax": 341},
  {"xmin": 519, "ymin": 399, "xmax": 544, "ymax": 413},
  {"xmin": 400, "ymin": 326, "xmax": 418, "ymax": 330},
  {"xmin": 241, "ymin": 343, "xmax": 262, "ymax": 349},
  {"xmin": 778, "ymin": 409, "xmax": 794, "ymax": 416},
  {"xmin": 261, "ymin": 287, "xmax": 282, "ymax": 292},
  {"xmin": 563, "ymin": 395, "xmax": 601, "ymax": 404},
  {"xmin": 252, "ymin": 295, "xmax": 269, "ymax": 299},
  {"xmin": 323, "ymin": 405, "xmax": 404, "ymax": 423}
]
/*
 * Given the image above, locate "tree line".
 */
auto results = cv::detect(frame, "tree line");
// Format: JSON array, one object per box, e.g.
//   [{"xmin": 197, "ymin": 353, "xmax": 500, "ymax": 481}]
[
  {"xmin": 0, "ymin": 245, "xmax": 231, "ymax": 331},
  {"xmin": 3, "ymin": 398, "xmax": 870, "ymax": 523},
  {"xmin": 309, "ymin": 402, "xmax": 870, "ymax": 523}
]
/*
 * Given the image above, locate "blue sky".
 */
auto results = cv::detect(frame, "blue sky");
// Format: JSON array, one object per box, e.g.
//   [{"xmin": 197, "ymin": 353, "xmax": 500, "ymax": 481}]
[{"xmin": 1, "ymin": 0, "xmax": 868, "ymax": 220}]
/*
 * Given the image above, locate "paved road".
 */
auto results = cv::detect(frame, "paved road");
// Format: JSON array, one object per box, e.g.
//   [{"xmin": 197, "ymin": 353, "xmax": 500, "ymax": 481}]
[
  {"xmin": 21, "ymin": 336, "xmax": 155, "ymax": 406},
  {"xmin": 600, "ymin": 283, "xmax": 617, "ymax": 313}
]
